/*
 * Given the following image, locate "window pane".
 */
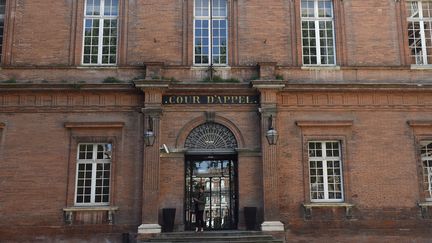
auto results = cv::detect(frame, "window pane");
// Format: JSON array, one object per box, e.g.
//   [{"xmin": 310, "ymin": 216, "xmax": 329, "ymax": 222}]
[
  {"xmin": 301, "ymin": 0, "xmax": 315, "ymax": 17},
  {"xmin": 308, "ymin": 141, "xmax": 343, "ymax": 201},
  {"xmin": 212, "ymin": 0, "xmax": 227, "ymax": 17},
  {"xmin": 86, "ymin": 0, "xmax": 101, "ymax": 16},
  {"xmin": 408, "ymin": 1, "xmax": 420, "ymax": 18},
  {"xmin": 301, "ymin": 0, "xmax": 335, "ymax": 66},
  {"xmin": 195, "ymin": 0, "xmax": 209, "ymax": 17},
  {"xmin": 194, "ymin": 1, "xmax": 228, "ymax": 65},
  {"xmin": 75, "ymin": 162, "xmax": 93, "ymax": 204},
  {"xmin": 318, "ymin": 0, "xmax": 333, "ymax": 18},
  {"xmin": 421, "ymin": 141, "xmax": 432, "ymax": 199},
  {"xmin": 83, "ymin": 1, "xmax": 118, "ymax": 65},
  {"xmin": 75, "ymin": 143, "xmax": 112, "ymax": 205},
  {"xmin": 104, "ymin": 0, "xmax": 118, "ymax": 16}
]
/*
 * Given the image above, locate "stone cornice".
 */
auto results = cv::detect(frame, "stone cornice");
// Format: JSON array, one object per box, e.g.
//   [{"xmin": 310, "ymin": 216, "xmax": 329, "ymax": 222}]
[
  {"xmin": 296, "ymin": 120, "xmax": 354, "ymax": 127},
  {"xmin": 251, "ymin": 80, "xmax": 286, "ymax": 90},
  {"xmin": 3, "ymin": 81, "xmax": 432, "ymax": 93},
  {"xmin": 0, "ymin": 92, "xmax": 141, "ymax": 111},
  {"xmin": 0, "ymin": 83, "xmax": 136, "ymax": 92},
  {"xmin": 283, "ymin": 83, "xmax": 432, "ymax": 92},
  {"xmin": 133, "ymin": 80, "xmax": 171, "ymax": 89},
  {"xmin": 64, "ymin": 122, "xmax": 125, "ymax": 128},
  {"xmin": 165, "ymin": 82, "xmax": 254, "ymax": 93}
]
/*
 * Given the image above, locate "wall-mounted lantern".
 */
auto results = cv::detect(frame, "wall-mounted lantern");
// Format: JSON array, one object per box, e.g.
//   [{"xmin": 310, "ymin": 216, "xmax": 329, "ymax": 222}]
[
  {"xmin": 144, "ymin": 116, "xmax": 155, "ymax": 146},
  {"xmin": 265, "ymin": 115, "xmax": 278, "ymax": 145}
]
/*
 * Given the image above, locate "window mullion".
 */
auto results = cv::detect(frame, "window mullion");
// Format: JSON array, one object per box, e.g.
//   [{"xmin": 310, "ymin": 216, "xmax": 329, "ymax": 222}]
[
  {"xmin": 209, "ymin": 0, "xmax": 213, "ymax": 65},
  {"xmin": 91, "ymin": 146, "xmax": 98, "ymax": 204},
  {"xmin": 315, "ymin": 20, "xmax": 322, "ymax": 65},
  {"xmin": 321, "ymin": 142, "xmax": 329, "ymax": 200},
  {"xmin": 314, "ymin": 0, "xmax": 321, "ymax": 65},
  {"xmin": 101, "ymin": 0, "xmax": 105, "ymax": 17},
  {"xmin": 428, "ymin": 167, "xmax": 432, "ymax": 198},
  {"xmin": 323, "ymin": 159, "xmax": 329, "ymax": 200},
  {"xmin": 98, "ymin": 18, "xmax": 104, "ymax": 65},
  {"xmin": 418, "ymin": 2, "xmax": 429, "ymax": 64}
]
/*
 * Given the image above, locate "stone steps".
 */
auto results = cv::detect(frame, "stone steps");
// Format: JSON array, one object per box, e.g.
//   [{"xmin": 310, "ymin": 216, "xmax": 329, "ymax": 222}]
[{"xmin": 139, "ymin": 231, "xmax": 284, "ymax": 243}]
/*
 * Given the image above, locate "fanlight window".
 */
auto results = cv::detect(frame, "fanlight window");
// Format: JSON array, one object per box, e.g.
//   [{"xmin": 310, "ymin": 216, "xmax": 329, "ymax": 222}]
[{"xmin": 185, "ymin": 123, "xmax": 237, "ymax": 150}]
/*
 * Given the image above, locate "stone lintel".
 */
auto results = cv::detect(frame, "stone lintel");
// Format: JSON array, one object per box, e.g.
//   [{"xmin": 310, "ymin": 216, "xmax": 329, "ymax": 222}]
[
  {"xmin": 138, "ymin": 224, "xmax": 162, "ymax": 234},
  {"xmin": 261, "ymin": 221, "xmax": 284, "ymax": 232},
  {"xmin": 408, "ymin": 120, "xmax": 432, "ymax": 127}
]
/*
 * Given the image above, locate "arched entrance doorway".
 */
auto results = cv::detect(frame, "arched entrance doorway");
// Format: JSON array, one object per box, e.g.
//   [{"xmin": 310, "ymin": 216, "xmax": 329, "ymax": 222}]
[{"xmin": 184, "ymin": 122, "xmax": 239, "ymax": 231}]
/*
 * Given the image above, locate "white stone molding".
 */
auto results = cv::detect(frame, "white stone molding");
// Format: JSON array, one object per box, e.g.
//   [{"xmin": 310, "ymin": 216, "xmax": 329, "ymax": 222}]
[
  {"xmin": 261, "ymin": 221, "xmax": 284, "ymax": 232},
  {"xmin": 138, "ymin": 224, "xmax": 162, "ymax": 234}
]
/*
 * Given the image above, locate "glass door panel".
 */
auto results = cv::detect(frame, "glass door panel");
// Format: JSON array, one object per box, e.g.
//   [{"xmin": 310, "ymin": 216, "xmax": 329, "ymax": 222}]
[{"xmin": 185, "ymin": 155, "xmax": 238, "ymax": 230}]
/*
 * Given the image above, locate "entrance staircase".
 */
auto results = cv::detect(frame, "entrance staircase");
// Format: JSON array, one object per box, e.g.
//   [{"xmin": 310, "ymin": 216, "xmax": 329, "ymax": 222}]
[{"xmin": 138, "ymin": 231, "xmax": 285, "ymax": 243}]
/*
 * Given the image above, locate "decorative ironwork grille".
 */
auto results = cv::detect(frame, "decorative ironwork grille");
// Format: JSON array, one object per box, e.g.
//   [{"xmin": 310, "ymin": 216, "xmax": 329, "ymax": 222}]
[{"xmin": 185, "ymin": 122, "xmax": 237, "ymax": 149}]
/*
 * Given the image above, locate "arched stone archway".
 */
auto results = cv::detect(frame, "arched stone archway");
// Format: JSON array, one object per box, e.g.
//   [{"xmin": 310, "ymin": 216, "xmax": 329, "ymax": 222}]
[{"xmin": 184, "ymin": 122, "xmax": 239, "ymax": 231}]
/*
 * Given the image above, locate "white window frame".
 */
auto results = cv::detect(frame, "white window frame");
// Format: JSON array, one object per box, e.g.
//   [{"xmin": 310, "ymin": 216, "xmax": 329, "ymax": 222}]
[
  {"xmin": 300, "ymin": 0, "xmax": 336, "ymax": 66},
  {"xmin": 193, "ymin": 0, "xmax": 229, "ymax": 66},
  {"xmin": 420, "ymin": 141, "xmax": 432, "ymax": 201},
  {"xmin": 82, "ymin": 0, "xmax": 118, "ymax": 66},
  {"xmin": 75, "ymin": 143, "xmax": 112, "ymax": 206},
  {"xmin": 407, "ymin": 1, "xmax": 432, "ymax": 65},
  {"xmin": 308, "ymin": 141, "xmax": 344, "ymax": 202}
]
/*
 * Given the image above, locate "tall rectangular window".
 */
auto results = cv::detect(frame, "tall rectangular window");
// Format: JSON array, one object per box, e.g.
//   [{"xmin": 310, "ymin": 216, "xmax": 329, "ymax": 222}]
[
  {"xmin": 407, "ymin": 1, "xmax": 432, "ymax": 65},
  {"xmin": 75, "ymin": 143, "xmax": 112, "ymax": 205},
  {"xmin": 0, "ymin": 0, "xmax": 6, "ymax": 62},
  {"xmin": 301, "ymin": 0, "xmax": 335, "ymax": 66},
  {"xmin": 83, "ymin": 0, "xmax": 118, "ymax": 65},
  {"xmin": 420, "ymin": 141, "xmax": 432, "ymax": 200},
  {"xmin": 194, "ymin": 0, "xmax": 228, "ymax": 66},
  {"xmin": 308, "ymin": 141, "xmax": 344, "ymax": 202}
]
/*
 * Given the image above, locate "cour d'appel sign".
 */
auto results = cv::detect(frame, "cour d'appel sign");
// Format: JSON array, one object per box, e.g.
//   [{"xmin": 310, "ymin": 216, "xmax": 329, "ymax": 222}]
[{"xmin": 162, "ymin": 95, "xmax": 259, "ymax": 105}]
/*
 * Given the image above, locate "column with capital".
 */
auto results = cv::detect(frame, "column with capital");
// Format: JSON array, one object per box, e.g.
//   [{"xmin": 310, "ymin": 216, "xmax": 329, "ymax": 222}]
[
  {"xmin": 135, "ymin": 81, "xmax": 169, "ymax": 234},
  {"xmin": 253, "ymin": 82, "xmax": 285, "ymax": 232}
]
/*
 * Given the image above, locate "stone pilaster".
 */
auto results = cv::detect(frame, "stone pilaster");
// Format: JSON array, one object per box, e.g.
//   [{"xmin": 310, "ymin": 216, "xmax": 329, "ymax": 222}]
[
  {"xmin": 253, "ymin": 81, "xmax": 285, "ymax": 232},
  {"xmin": 135, "ymin": 81, "xmax": 169, "ymax": 234}
]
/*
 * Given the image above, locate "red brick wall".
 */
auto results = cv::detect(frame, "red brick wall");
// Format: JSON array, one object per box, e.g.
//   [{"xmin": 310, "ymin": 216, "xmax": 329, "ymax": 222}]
[{"xmin": 0, "ymin": 1, "xmax": 424, "ymax": 83}]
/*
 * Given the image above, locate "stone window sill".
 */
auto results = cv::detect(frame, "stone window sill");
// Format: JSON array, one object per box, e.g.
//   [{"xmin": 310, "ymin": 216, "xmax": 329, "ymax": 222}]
[
  {"xmin": 410, "ymin": 64, "xmax": 432, "ymax": 70},
  {"xmin": 418, "ymin": 202, "xmax": 432, "ymax": 219},
  {"xmin": 302, "ymin": 202, "xmax": 355, "ymax": 219},
  {"xmin": 63, "ymin": 206, "xmax": 119, "ymax": 225},
  {"xmin": 77, "ymin": 65, "xmax": 118, "ymax": 69},
  {"xmin": 191, "ymin": 66, "xmax": 231, "ymax": 70},
  {"xmin": 301, "ymin": 66, "xmax": 341, "ymax": 71}
]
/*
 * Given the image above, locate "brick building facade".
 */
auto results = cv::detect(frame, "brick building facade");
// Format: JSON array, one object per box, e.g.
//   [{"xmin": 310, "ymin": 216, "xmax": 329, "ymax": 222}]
[{"xmin": 2, "ymin": 0, "xmax": 432, "ymax": 242}]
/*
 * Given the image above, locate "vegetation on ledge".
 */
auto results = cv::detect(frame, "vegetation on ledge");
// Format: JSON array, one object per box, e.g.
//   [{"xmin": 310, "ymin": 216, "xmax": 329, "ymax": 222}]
[{"xmin": 202, "ymin": 75, "xmax": 240, "ymax": 83}]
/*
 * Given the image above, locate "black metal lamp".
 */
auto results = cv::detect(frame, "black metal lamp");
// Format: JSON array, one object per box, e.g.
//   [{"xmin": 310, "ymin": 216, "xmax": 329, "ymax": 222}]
[
  {"xmin": 144, "ymin": 116, "xmax": 155, "ymax": 146},
  {"xmin": 265, "ymin": 115, "xmax": 278, "ymax": 145}
]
